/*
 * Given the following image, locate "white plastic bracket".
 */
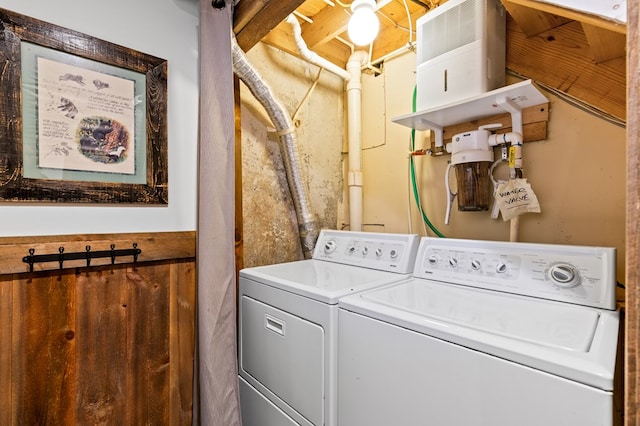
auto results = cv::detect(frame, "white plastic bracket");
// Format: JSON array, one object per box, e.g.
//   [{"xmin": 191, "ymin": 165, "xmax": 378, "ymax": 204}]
[
  {"xmin": 418, "ymin": 116, "xmax": 444, "ymax": 149},
  {"xmin": 496, "ymin": 96, "xmax": 523, "ymax": 136}
]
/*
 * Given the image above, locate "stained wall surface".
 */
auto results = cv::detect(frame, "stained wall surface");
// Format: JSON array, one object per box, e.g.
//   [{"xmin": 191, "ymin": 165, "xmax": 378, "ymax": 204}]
[{"xmin": 239, "ymin": 43, "xmax": 345, "ymax": 267}]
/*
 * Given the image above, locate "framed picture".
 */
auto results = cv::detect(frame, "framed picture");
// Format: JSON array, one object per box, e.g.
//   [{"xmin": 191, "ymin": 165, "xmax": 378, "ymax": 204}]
[{"xmin": 0, "ymin": 8, "xmax": 168, "ymax": 204}]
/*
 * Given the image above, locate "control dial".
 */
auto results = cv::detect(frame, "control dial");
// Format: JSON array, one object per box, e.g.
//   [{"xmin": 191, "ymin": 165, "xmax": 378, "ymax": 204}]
[
  {"xmin": 496, "ymin": 262, "xmax": 508, "ymax": 274},
  {"xmin": 548, "ymin": 263, "xmax": 581, "ymax": 288},
  {"xmin": 324, "ymin": 240, "xmax": 337, "ymax": 254}
]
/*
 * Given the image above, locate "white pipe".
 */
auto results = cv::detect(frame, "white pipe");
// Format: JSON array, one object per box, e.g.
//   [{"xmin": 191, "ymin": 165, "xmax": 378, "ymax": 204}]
[
  {"xmin": 286, "ymin": 15, "xmax": 351, "ymax": 80},
  {"xmin": 488, "ymin": 130, "xmax": 523, "ymax": 242},
  {"xmin": 286, "ymin": 14, "xmax": 369, "ymax": 231},
  {"xmin": 346, "ymin": 50, "xmax": 369, "ymax": 231}
]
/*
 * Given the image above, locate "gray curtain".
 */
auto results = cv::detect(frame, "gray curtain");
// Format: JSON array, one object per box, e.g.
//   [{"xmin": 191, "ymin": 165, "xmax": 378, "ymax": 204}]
[{"xmin": 196, "ymin": 0, "xmax": 241, "ymax": 424}]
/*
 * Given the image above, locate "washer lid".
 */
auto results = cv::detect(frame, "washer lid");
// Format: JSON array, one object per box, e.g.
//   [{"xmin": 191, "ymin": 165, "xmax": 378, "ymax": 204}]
[
  {"xmin": 240, "ymin": 259, "xmax": 411, "ymax": 304},
  {"xmin": 362, "ymin": 278, "xmax": 599, "ymax": 351},
  {"xmin": 339, "ymin": 278, "xmax": 620, "ymax": 390}
]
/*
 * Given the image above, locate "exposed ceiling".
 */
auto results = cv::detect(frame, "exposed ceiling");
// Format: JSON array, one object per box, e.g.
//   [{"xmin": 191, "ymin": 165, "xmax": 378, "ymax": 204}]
[
  {"xmin": 232, "ymin": 0, "xmax": 627, "ymax": 121},
  {"xmin": 234, "ymin": 0, "xmax": 437, "ymax": 66}
]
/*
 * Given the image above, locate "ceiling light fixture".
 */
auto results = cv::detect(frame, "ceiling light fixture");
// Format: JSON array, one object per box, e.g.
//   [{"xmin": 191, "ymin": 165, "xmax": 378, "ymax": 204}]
[{"xmin": 347, "ymin": 0, "xmax": 380, "ymax": 46}]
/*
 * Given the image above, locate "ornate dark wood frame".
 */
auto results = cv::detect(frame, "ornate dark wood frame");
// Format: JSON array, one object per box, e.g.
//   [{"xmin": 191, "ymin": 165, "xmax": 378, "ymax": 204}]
[{"xmin": 0, "ymin": 8, "xmax": 168, "ymax": 204}]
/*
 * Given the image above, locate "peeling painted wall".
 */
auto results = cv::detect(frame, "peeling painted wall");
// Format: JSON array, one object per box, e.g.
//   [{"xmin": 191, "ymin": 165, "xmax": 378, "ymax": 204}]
[{"xmin": 240, "ymin": 43, "xmax": 345, "ymax": 267}]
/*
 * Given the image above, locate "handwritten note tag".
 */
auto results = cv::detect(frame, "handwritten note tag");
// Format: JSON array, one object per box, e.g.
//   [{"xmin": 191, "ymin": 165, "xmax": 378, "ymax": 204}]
[{"xmin": 494, "ymin": 178, "xmax": 541, "ymax": 221}]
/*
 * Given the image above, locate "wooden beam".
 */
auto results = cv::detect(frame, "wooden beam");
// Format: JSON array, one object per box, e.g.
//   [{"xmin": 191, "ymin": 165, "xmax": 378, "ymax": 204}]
[
  {"xmin": 626, "ymin": 0, "xmax": 640, "ymax": 423},
  {"xmin": 582, "ymin": 23, "xmax": 626, "ymax": 62},
  {"xmin": 501, "ymin": 0, "xmax": 626, "ymax": 34},
  {"xmin": 441, "ymin": 103, "xmax": 549, "ymax": 143},
  {"xmin": 263, "ymin": 22, "xmax": 353, "ymax": 68},
  {"xmin": 501, "ymin": 0, "xmax": 571, "ymax": 36},
  {"xmin": 234, "ymin": 0, "xmax": 307, "ymax": 51},
  {"xmin": 506, "ymin": 16, "xmax": 626, "ymax": 121},
  {"xmin": 300, "ymin": 4, "xmax": 350, "ymax": 49}
]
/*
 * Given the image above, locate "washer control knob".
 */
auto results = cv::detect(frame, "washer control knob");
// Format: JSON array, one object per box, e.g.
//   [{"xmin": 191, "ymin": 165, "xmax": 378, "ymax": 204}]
[
  {"xmin": 375, "ymin": 248, "xmax": 383, "ymax": 257},
  {"xmin": 348, "ymin": 246, "xmax": 356, "ymax": 254},
  {"xmin": 428, "ymin": 255, "xmax": 439, "ymax": 265},
  {"xmin": 362, "ymin": 246, "xmax": 369, "ymax": 255},
  {"xmin": 471, "ymin": 259, "xmax": 481, "ymax": 270},
  {"xmin": 390, "ymin": 249, "xmax": 399, "ymax": 259},
  {"xmin": 496, "ymin": 262, "xmax": 508, "ymax": 274},
  {"xmin": 448, "ymin": 257, "xmax": 458, "ymax": 267},
  {"xmin": 324, "ymin": 240, "xmax": 337, "ymax": 254},
  {"xmin": 549, "ymin": 263, "xmax": 580, "ymax": 288}
]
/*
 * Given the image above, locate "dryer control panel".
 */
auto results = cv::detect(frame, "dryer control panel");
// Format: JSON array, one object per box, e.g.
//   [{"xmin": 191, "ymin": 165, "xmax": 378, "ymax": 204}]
[
  {"xmin": 313, "ymin": 230, "xmax": 420, "ymax": 274},
  {"xmin": 414, "ymin": 237, "xmax": 616, "ymax": 310}
]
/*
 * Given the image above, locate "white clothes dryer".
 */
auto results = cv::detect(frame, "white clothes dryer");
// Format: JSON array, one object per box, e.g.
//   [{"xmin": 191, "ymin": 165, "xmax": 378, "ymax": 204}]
[
  {"xmin": 338, "ymin": 237, "xmax": 621, "ymax": 426},
  {"xmin": 238, "ymin": 230, "xmax": 419, "ymax": 426}
]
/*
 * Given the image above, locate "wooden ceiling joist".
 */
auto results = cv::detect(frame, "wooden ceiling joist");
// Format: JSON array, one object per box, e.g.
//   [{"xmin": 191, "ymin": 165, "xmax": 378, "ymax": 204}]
[{"xmin": 234, "ymin": 0, "xmax": 307, "ymax": 51}]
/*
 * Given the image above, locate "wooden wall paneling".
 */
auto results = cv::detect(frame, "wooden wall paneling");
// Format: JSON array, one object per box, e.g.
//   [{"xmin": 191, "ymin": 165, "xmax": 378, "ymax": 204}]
[
  {"xmin": 0, "ymin": 232, "xmax": 195, "ymax": 424},
  {"xmin": 126, "ymin": 263, "xmax": 170, "ymax": 423},
  {"xmin": 0, "ymin": 231, "xmax": 196, "ymax": 274},
  {"xmin": 75, "ymin": 267, "xmax": 129, "ymax": 424},
  {"xmin": 12, "ymin": 271, "xmax": 76, "ymax": 424},
  {"xmin": 0, "ymin": 277, "xmax": 12, "ymax": 424},
  {"xmin": 170, "ymin": 260, "xmax": 196, "ymax": 425},
  {"xmin": 627, "ymin": 0, "xmax": 640, "ymax": 422}
]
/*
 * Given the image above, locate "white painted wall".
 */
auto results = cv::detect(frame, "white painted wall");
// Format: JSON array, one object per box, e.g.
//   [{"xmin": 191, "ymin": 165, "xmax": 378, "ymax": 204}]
[{"xmin": 0, "ymin": 0, "xmax": 199, "ymax": 236}]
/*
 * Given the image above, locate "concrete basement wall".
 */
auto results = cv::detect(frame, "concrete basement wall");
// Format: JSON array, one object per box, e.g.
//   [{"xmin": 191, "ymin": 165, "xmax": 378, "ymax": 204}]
[{"xmin": 240, "ymin": 43, "xmax": 345, "ymax": 267}]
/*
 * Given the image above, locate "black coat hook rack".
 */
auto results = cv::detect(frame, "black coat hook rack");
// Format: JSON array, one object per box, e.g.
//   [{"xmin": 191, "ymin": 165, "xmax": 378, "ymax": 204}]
[{"xmin": 22, "ymin": 243, "xmax": 141, "ymax": 272}]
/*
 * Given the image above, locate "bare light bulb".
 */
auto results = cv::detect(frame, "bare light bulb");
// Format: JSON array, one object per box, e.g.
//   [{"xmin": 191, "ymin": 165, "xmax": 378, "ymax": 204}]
[{"xmin": 347, "ymin": 0, "xmax": 379, "ymax": 46}]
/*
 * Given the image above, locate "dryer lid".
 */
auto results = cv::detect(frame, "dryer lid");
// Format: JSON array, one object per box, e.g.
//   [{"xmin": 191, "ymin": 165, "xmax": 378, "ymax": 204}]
[{"xmin": 240, "ymin": 259, "xmax": 411, "ymax": 304}]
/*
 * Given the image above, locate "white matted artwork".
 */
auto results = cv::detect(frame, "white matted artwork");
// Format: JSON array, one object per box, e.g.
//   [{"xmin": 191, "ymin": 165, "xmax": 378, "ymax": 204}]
[
  {"xmin": 37, "ymin": 57, "xmax": 136, "ymax": 175},
  {"xmin": 21, "ymin": 42, "xmax": 147, "ymax": 185}
]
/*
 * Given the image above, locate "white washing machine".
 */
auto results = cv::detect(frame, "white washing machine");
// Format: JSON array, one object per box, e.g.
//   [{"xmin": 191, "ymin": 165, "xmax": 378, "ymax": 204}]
[
  {"xmin": 338, "ymin": 237, "xmax": 621, "ymax": 426},
  {"xmin": 238, "ymin": 230, "xmax": 420, "ymax": 426}
]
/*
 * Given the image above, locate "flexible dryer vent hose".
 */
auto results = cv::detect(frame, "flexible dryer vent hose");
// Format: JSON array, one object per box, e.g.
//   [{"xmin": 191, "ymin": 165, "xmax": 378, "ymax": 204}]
[{"xmin": 231, "ymin": 35, "xmax": 319, "ymax": 259}]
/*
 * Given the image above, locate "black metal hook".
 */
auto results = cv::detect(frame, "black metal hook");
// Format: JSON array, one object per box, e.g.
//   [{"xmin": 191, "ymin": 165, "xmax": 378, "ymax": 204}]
[
  {"xmin": 23, "ymin": 248, "xmax": 35, "ymax": 273},
  {"xmin": 22, "ymin": 243, "xmax": 142, "ymax": 272},
  {"xmin": 58, "ymin": 247, "xmax": 65, "ymax": 270}
]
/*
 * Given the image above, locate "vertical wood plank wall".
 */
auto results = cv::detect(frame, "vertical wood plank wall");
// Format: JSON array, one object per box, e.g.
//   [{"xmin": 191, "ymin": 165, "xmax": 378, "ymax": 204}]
[
  {"xmin": 0, "ymin": 232, "xmax": 196, "ymax": 425},
  {"xmin": 629, "ymin": 0, "xmax": 640, "ymax": 423}
]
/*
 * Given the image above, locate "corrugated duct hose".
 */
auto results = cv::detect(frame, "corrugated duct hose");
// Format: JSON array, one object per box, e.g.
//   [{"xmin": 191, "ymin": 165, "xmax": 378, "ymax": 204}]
[{"xmin": 231, "ymin": 35, "xmax": 319, "ymax": 259}]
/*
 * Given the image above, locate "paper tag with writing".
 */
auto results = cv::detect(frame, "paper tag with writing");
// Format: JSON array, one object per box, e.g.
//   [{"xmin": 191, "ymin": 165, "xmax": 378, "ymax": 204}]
[{"xmin": 494, "ymin": 178, "xmax": 541, "ymax": 221}]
